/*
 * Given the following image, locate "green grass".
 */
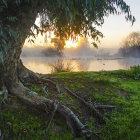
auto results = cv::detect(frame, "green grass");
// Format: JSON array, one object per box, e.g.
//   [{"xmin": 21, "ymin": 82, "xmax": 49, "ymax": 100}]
[
  {"xmin": 0, "ymin": 66, "xmax": 140, "ymax": 140},
  {"xmin": 0, "ymin": 108, "xmax": 47, "ymax": 139},
  {"xmin": 54, "ymin": 68, "xmax": 140, "ymax": 140},
  {"xmin": 0, "ymin": 104, "xmax": 75, "ymax": 140}
]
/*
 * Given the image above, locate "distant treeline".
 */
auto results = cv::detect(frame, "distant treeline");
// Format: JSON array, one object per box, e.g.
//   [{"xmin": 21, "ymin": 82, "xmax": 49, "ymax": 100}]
[
  {"xmin": 22, "ymin": 37, "xmax": 65, "ymax": 57},
  {"xmin": 119, "ymin": 32, "xmax": 140, "ymax": 57},
  {"xmin": 41, "ymin": 47, "xmax": 62, "ymax": 56}
]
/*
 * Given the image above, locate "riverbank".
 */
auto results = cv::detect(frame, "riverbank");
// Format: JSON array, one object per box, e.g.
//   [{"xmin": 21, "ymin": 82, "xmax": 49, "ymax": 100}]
[{"xmin": 0, "ymin": 68, "xmax": 140, "ymax": 139}]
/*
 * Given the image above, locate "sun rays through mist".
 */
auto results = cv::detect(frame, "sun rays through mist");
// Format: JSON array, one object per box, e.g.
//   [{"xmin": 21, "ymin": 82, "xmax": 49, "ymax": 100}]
[{"xmin": 64, "ymin": 39, "xmax": 78, "ymax": 48}]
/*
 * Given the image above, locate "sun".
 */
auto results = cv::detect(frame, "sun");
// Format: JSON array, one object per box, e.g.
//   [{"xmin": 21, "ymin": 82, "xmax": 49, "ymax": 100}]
[{"xmin": 64, "ymin": 39, "xmax": 78, "ymax": 48}]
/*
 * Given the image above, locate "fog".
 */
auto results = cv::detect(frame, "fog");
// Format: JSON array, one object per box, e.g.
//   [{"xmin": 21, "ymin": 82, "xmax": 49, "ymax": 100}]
[
  {"xmin": 21, "ymin": 36, "xmax": 140, "ymax": 74},
  {"xmin": 119, "ymin": 47, "xmax": 140, "ymax": 58},
  {"xmin": 22, "ymin": 39, "xmax": 119, "ymax": 59}
]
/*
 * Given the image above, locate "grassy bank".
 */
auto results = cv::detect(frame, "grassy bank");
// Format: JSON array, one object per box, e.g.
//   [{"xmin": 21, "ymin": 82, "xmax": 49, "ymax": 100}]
[{"xmin": 0, "ymin": 67, "xmax": 140, "ymax": 140}]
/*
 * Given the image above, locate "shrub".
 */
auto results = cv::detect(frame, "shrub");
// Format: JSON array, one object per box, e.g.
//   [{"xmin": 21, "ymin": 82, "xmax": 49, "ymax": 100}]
[
  {"xmin": 129, "ymin": 65, "xmax": 140, "ymax": 79},
  {"xmin": 50, "ymin": 58, "xmax": 75, "ymax": 73}
]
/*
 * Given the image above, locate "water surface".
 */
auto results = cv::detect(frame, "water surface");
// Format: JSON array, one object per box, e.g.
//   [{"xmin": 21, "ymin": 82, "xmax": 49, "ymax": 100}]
[{"xmin": 22, "ymin": 57, "xmax": 140, "ymax": 74}]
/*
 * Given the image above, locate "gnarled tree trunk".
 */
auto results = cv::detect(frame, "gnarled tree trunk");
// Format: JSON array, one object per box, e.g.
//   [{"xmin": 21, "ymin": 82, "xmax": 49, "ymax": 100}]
[
  {"xmin": 0, "ymin": 10, "xmax": 96, "ymax": 140},
  {"xmin": 0, "ymin": 9, "xmax": 37, "ymax": 89}
]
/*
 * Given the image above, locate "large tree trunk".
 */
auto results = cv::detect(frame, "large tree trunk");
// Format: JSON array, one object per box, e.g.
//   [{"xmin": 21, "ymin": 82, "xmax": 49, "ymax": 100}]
[
  {"xmin": 0, "ymin": 10, "xmax": 96, "ymax": 140},
  {"xmin": 0, "ymin": 6, "xmax": 38, "ymax": 88},
  {"xmin": 0, "ymin": 47, "xmax": 94, "ymax": 139}
]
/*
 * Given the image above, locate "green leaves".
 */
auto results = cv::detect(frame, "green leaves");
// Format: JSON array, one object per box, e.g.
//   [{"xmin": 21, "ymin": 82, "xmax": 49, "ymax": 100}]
[
  {"xmin": 0, "ymin": 0, "xmax": 135, "ymax": 52},
  {"xmin": 38, "ymin": 0, "xmax": 135, "ymax": 47},
  {"xmin": 92, "ymin": 42, "xmax": 98, "ymax": 48}
]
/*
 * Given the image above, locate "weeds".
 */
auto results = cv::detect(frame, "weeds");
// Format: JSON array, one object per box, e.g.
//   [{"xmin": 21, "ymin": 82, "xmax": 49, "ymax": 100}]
[{"xmin": 113, "ymin": 65, "xmax": 140, "ymax": 80}]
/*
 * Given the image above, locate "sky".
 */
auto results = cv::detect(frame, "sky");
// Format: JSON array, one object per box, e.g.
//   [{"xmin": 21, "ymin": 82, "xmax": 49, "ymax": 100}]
[
  {"xmin": 99, "ymin": 0, "xmax": 140, "ymax": 48},
  {"xmin": 24, "ymin": 0, "xmax": 140, "ymax": 49}
]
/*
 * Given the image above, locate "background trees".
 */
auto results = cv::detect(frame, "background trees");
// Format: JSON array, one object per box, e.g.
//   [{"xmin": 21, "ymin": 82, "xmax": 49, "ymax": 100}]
[{"xmin": 119, "ymin": 32, "xmax": 140, "ymax": 57}]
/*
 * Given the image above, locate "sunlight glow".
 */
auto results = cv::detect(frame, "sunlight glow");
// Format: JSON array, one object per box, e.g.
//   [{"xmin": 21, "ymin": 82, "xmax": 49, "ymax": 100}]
[{"xmin": 64, "ymin": 39, "xmax": 78, "ymax": 48}]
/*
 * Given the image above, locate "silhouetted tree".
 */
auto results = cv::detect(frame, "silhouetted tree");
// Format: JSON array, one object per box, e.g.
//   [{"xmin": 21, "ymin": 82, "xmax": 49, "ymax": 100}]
[
  {"xmin": 119, "ymin": 32, "xmax": 140, "ymax": 57},
  {"xmin": 51, "ymin": 37, "xmax": 65, "ymax": 55}
]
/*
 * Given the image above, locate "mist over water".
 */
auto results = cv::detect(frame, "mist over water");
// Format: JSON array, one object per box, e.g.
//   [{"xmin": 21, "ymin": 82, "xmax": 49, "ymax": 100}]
[{"xmin": 22, "ymin": 45, "xmax": 140, "ymax": 74}]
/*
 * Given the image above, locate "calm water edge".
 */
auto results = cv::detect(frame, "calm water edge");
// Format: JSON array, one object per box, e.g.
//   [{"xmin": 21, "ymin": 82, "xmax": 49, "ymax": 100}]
[{"xmin": 22, "ymin": 57, "xmax": 140, "ymax": 74}]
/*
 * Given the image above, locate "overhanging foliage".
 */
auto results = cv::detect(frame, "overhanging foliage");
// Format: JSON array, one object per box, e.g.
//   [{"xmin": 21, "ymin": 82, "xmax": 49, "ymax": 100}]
[{"xmin": 0, "ymin": 0, "xmax": 135, "ymax": 61}]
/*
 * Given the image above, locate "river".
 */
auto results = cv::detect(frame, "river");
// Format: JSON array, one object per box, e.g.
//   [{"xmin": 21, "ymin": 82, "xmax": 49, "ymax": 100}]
[{"xmin": 22, "ymin": 57, "xmax": 140, "ymax": 74}]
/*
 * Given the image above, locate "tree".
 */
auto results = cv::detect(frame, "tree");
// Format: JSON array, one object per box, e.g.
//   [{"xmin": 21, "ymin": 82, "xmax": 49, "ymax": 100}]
[
  {"xmin": 51, "ymin": 37, "xmax": 65, "ymax": 55},
  {"xmin": 43, "ymin": 36, "xmax": 65, "ymax": 56},
  {"xmin": 119, "ymin": 32, "xmax": 140, "ymax": 57},
  {"xmin": 0, "ymin": 0, "xmax": 135, "ymax": 139}
]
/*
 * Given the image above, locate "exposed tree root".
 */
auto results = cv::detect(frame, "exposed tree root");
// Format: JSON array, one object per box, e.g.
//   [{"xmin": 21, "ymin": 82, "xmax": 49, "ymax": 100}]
[
  {"xmin": 0, "ymin": 129, "xmax": 4, "ymax": 140},
  {"xmin": 95, "ymin": 105, "xmax": 118, "ymax": 109},
  {"xmin": 0, "ymin": 86, "xmax": 8, "ymax": 104},
  {"xmin": 8, "ymin": 82, "xmax": 97, "ymax": 139},
  {"xmin": 45, "ymin": 79, "xmax": 61, "ymax": 94},
  {"xmin": 56, "ymin": 82, "xmax": 61, "ymax": 94},
  {"xmin": 64, "ymin": 87, "xmax": 104, "ymax": 123},
  {"xmin": 40, "ymin": 78, "xmax": 104, "ymax": 123},
  {"xmin": 46, "ymin": 102, "xmax": 58, "ymax": 134},
  {"xmin": 14, "ymin": 66, "xmax": 116, "ymax": 138}
]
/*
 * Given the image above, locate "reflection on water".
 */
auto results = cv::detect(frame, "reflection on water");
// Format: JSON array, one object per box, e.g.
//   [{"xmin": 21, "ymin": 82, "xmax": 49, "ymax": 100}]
[{"xmin": 22, "ymin": 57, "xmax": 140, "ymax": 74}]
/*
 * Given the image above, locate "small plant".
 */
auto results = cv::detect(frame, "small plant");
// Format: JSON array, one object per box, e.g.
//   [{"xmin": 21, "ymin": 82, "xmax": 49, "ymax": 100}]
[
  {"xmin": 129, "ymin": 65, "xmax": 140, "ymax": 80},
  {"xmin": 86, "ymin": 118, "xmax": 95, "ymax": 131},
  {"xmin": 91, "ymin": 93, "xmax": 109, "ymax": 103},
  {"xmin": 50, "ymin": 58, "xmax": 75, "ymax": 73},
  {"xmin": 31, "ymin": 85, "xmax": 42, "ymax": 93},
  {"xmin": 121, "ymin": 65, "xmax": 140, "ymax": 80}
]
